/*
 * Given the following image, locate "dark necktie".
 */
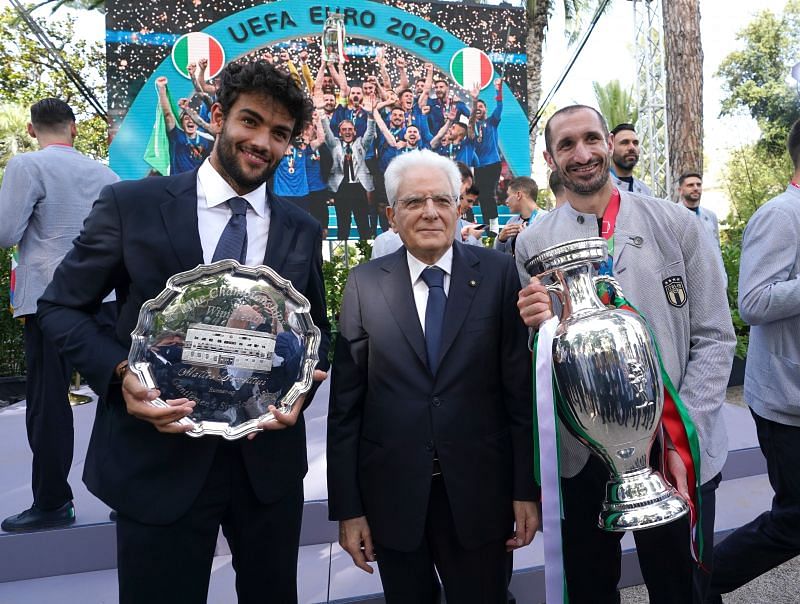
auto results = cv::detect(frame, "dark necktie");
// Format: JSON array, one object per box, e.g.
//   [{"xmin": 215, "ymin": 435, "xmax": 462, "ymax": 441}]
[
  {"xmin": 212, "ymin": 196, "xmax": 248, "ymax": 264},
  {"xmin": 421, "ymin": 267, "xmax": 446, "ymax": 374},
  {"xmin": 343, "ymin": 143, "xmax": 354, "ymax": 182}
]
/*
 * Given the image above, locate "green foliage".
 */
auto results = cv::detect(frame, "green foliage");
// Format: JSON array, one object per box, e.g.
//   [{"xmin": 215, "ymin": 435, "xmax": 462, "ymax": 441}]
[
  {"xmin": 716, "ymin": 1, "xmax": 800, "ymax": 152},
  {"xmin": 0, "ymin": 246, "xmax": 24, "ymax": 376},
  {"xmin": 0, "ymin": 5, "xmax": 108, "ymax": 159},
  {"xmin": 0, "ymin": 103, "xmax": 36, "ymax": 167},
  {"xmin": 592, "ymin": 80, "xmax": 638, "ymax": 131},
  {"xmin": 0, "ymin": 105, "xmax": 31, "ymax": 376},
  {"xmin": 321, "ymin": 241, "xmax": 372, "ymax": 362},
  {"xmin": 721, "ymin": 143, "xmax": 793, "ymax": 358}
]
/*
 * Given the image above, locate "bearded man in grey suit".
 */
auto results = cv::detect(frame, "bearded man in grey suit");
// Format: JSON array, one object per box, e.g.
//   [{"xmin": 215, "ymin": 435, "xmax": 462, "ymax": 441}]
[
  {"xmin": 516, "ymin": 105, "xmax": 735, "ymax": 604},
  {"xmin": 328, "ymin": 150, "xmax": 537, "ymax": 603},
  {"xmin": 0, "ymin": 99, "xmax": 118, "ymax": 532}
]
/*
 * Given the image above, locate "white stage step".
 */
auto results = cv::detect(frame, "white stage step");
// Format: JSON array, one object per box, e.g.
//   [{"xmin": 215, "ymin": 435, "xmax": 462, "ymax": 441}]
[{"xmin": 0, "ymin": 382, "xmax": 772, "ymax": 602}]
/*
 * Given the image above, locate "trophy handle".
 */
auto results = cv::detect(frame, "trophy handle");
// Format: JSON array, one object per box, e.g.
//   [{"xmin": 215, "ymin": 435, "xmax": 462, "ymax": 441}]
[
  {"xmin": 545, "ymin": 281, "xmax": 567, "ymax": 321},
  {"xmin": 593, "ymin": 275, "xmax": 626, "ymax": 302}
]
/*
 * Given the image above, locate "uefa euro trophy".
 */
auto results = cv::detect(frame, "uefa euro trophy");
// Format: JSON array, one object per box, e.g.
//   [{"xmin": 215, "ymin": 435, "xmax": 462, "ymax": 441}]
[
  {"xmin": 321, "ymin": 13, "xmax": 346, "ymax": 64},
  {"xmin": 128, "ymin": 260, "xmax": 321, "ymax": 440},
  {"xmin": 525, "ymin": 238, "xmax": 688, "ymax": 531}
]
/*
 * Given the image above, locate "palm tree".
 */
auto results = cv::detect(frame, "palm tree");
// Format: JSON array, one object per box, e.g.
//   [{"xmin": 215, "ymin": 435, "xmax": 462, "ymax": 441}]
[
  {"xmin": 0, "ymin": 104, "xmax": 35, "ymax": 175},
  {"xmin": 593, "ymin": 79, "xmax": 639, "ymax": 130},
  {"xmin": 662, "ymin": 0, "xmax": 703, "ymax": 199},
  {"xmin": 525, "ymin": 0, "xmax": 594, "ymax": 165}
]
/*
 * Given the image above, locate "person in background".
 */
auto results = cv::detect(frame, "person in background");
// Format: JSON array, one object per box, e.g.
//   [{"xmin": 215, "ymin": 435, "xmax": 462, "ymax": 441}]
[
  {"xmin": 609, "ymin": 122, "xmax": 652, "ymax": 196},
  {"xmin": 707, "ymin": 119, "xmax": 800, "ymax": 603},
  {"xmin": 549, "ymin": 170, "xmax": 569, "ymax": 208},
  {"xmin": 494, "ymin": 176, "xmax": 546, "ymax": 256},
  {"xmin": 472, "ymin": 79, "xmax": 504, "ymax": 234},
  {"xmin": 0, "ymin": 98, "xmax": 119, "ymax": 533}
]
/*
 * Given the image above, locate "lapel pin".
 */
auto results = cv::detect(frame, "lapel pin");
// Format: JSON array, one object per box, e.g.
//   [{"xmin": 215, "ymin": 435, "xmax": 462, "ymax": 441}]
[{"xmin": 469, "ymin": 280, "xmax": 477, "ymax": 287}]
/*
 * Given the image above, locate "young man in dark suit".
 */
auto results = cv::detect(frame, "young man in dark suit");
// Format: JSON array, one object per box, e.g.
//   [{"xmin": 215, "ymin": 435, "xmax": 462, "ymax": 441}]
[
  {"xmin": 37, "ymin": 62, "xmax": 330, "ymax": 604},
  {"xmin": 327, "ymin": 149, "xmax": 537, "ymax": 602}
]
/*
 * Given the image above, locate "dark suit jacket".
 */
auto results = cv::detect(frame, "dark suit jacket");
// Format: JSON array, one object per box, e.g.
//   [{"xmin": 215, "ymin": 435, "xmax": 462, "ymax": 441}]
[
  {"xmin": 38, "ymin": 169, "xmax": 330, "ymax": 525},
  {"xmin": 327, "ymin": 242, "xmax": 536, "ymax": 552}
]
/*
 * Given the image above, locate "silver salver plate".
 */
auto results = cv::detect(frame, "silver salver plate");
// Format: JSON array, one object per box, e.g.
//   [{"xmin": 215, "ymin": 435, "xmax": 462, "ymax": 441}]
[{"xmin": 128, "ymin": 260, "xmax": 321, "ymax": 440}]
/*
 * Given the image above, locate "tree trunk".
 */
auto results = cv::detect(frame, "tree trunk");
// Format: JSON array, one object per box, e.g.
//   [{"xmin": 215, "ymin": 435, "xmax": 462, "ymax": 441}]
[
  {"xmin": 526, "ymin": 1, "xmax": 551, "ymax": 170},
  {"xmin": 662, "ymin": 0, "xmax": 703, "ymax": 201}
]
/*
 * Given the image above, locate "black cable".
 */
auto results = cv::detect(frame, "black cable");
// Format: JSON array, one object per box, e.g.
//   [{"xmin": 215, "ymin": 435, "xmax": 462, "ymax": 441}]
[
  {"xmin": 8, "ymin": 0, "xmax": 108, "ymax": 122},
  {"xmin": 529, "ymin": 0, "xmax": 612, "ymax": 133}
]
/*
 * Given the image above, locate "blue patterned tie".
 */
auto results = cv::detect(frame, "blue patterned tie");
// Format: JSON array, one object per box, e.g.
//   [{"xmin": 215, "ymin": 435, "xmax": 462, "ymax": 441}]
[
  {"xmin": 212, "ymin": 197, "xmax": 248, "ymax": 263},
  {"xmin": 421, "ymin": 267, "xmax": 446, "ymax": 374}
]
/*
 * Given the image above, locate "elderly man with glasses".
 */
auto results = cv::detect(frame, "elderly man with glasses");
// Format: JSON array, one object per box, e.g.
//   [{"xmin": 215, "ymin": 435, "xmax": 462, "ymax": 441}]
[{"xmin": 327, "ymin": 149, "xmax": 537, "ymax": 603}]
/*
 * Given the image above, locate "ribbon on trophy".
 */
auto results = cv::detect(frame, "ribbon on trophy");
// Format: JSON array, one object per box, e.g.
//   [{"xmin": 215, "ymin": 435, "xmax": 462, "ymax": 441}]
[
  {"xmin": 612, "ymin": 293, "xmax": 705, "ymax": 565},
  {"xmin": 532, "ymin": 316, "xmax": 567, "ymax": 604},
  {"xmin": 531, "ymin": 293, "xmax": 705, "ymax": 603}
]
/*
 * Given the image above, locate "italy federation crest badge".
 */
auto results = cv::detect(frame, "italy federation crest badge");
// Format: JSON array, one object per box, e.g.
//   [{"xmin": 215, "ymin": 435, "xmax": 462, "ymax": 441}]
[{"xmin": 663, "ymin": 276, "xmax": 687, "ymax": 308}]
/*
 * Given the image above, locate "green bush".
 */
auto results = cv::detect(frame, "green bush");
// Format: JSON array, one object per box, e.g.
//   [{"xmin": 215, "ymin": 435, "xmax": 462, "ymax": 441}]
[
  {"xmin": 0, "ymin": 247, "xmax": 24, "ymax": 376},
  {"xmin": 322, "ymin": 240, "xmax": 372, "ymax": 362}
]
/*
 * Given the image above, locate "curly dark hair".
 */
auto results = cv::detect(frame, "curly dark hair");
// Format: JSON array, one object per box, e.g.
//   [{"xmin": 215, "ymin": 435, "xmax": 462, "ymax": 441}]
[{"xmin": 215, "ymin": 61, "xmax": 313, "ymax": 138}]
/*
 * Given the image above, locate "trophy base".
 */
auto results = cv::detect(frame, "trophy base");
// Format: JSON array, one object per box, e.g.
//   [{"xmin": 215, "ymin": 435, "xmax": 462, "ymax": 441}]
[{"xmin": 599, "ymin": 468, "xmax": 689, "ymax": 532}]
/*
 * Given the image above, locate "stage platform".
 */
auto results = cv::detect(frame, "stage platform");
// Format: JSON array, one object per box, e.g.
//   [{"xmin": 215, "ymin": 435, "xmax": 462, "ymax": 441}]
[{"xmin": 0, "ymin": 379, "xmax": 770, "ymax": 603}]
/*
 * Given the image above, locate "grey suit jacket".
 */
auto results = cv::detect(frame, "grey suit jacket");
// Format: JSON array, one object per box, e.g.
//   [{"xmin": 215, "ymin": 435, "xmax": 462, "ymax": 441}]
[
  {"xmin": 697, "ymin": 206, "xmax": 720, "ymax": 242},
  {"xmin": 321, "ymin": 115, "xmax": 376, "ymax": 192},
  {"xmin": 515, "ymin": 189, "xmax": 735, "ymax": 484},
  {"xmin": 611, "ymin": 170, "xmax": 652, "ymax": 197},
  {"xmin": 738, "ymin": 185, "xmax": 800, "ymax": 427},
  {"xmin": 0, "ymin": 145, "xmax": 118, "ymax": 316}
]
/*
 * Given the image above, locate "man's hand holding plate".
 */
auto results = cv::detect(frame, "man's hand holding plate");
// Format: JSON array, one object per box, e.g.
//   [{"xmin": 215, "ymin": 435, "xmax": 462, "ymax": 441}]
[{"xmin": 121, "ymin": 372, "xmax": 194, "ymax": 433}]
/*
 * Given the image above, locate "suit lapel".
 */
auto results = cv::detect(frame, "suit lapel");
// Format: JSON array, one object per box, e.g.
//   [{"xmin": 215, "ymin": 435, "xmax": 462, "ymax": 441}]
[
  {"xmin": 379, "ymin": 249, "xmax": 428, "ymax": 369},
  {"xmin": 437, "ymin": 242, "xmax": 480, "ymax": 369},
  {"xmin": 161, "ymin": 170, "xmax": 204, "ymax": 270},
  {"xmin": 264, "ymin": 190, "xmax": 293, "ymax": 271}
]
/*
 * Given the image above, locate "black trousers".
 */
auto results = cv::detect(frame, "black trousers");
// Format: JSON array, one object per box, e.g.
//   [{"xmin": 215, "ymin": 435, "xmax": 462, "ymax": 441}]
[
  {"xmin": 24, "ymin": 302, "xmax": 117, "ymax": 510},
  {"xmin": 561, "ymin": 454, "xmax": 720, "ymax": 604},
  {"xmin": 474, "ymin": 162, "xmax": 502, "ymax": 221},
  {"xmin": 116, "ymin": 441, "xmax": 304, "ymax": 604},
  {"xmin": 24, "ymin": 313, "xmax": 73, "ymax": 510},
  {"xmin": 709, "ymin": 411, "xmax": 800, "ymax": 597},
  {"xmin": 373, "ymin": 476, "xmax": 511, "ymax": 604},
  {"xmin": 307, "ymin": 188, "xmax": 331, "ymax": 232},
  {"xmin": 335, "ymin": 180, "xmax": 370, "ymax": 240}
]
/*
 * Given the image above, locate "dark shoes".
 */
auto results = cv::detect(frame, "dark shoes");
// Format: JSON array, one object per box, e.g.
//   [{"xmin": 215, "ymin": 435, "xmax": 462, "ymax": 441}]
[{"xmin": 1, "ymin": 501, "xmax": 75, "ymax": 532}]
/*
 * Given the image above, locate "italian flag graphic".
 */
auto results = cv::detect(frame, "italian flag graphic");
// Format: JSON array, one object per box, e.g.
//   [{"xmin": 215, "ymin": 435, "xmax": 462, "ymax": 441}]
[
  {"xmin": 450, "ymin": 47, "xmax": 494, "ymax": 90},
  {"xmin": 171, "ymin": 32, "xmax": 225, "ymax": 79}
]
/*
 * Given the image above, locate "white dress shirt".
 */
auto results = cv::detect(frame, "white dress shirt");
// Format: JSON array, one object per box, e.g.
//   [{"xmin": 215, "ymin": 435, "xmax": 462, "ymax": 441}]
[
  {"xmin": 196, "ymin": 159, "xmax": 271, "ymax": 265},
  {"xmin": 407, "ymin": 246, "xmax": 453, "ymax": 334}
]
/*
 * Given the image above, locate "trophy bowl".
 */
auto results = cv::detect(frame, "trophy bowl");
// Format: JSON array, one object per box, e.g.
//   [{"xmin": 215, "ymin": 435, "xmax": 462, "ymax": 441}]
[
  {"xmin": 129, "ymin": 260, "xmax": 321, "ymax": 440},
  {"xmin": 526, "ymin": 238, "xmax": 689, "ymax": 531}
]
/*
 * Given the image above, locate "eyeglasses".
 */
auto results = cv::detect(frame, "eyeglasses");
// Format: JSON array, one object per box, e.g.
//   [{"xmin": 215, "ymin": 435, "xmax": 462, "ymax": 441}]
[{"xmin": 396, "ymin": 194, "xmax": 456, "ymax": 210}]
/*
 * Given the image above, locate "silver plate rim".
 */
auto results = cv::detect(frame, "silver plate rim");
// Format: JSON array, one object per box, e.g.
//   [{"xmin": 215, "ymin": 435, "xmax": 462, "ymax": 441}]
[{"xmin": 128, "ymin": 259, "xmax": 321, "ymax": 440}]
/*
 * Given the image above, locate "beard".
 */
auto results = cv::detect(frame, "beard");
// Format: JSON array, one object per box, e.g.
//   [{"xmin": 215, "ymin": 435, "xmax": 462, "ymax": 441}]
[
  {"xmin": 214, "ymin": 125, "xmax": 278, "ymax": 192},
  {"xmin": 612, "ymin": 151, "xmax": 639, "ymax": 171},
  {"xmin": 682, "ymin": 192, "xmax": 701, "ymax": 207},
  {"xmin": 554, "ymin": 154, "xmax": 610, "ymax": 195}
]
